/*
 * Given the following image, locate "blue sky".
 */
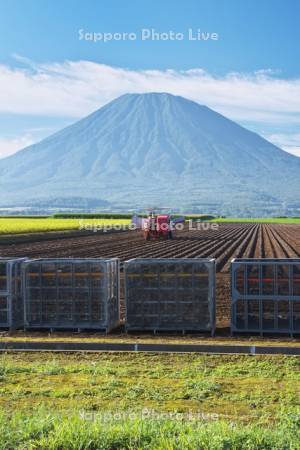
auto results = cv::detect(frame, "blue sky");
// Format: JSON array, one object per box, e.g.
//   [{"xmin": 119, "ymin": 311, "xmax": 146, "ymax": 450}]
[{"xmin": 0, "ymin": 0, "xmax": 299, "ymax": 157}]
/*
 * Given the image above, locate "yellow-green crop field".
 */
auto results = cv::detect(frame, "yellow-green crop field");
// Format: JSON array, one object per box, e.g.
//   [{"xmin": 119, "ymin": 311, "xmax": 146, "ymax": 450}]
[{"xmin": 0, "ymin": 218, "xmax": 131, "ymax": 235}]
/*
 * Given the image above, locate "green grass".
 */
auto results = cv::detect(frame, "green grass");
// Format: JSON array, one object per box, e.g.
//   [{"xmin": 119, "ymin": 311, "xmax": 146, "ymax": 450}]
[
  {"xmin": 52, "ymin": 213, "xmax": 216, "ymax": 220},
  {"xmin": 52, "ymin": 213, "xmax": 135, "ymax": 219},
  {"xmin": 212, "ymin": 217, "xmax": 300, "ymax": 224},
  {"xmin": 0, "ymin": 218, "xmax": 131, "ymax": 235},
  {"xmin": 1, "ymin": 412, "xmax": 299, "ymax": 450},
  {"xmin": 0, "ymin": 352, "xmax": 299, "ymax": 448}
]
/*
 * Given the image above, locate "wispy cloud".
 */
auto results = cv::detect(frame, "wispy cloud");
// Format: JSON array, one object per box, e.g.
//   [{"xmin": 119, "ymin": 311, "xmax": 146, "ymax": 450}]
[
  {"xmin": 0, "ymin": 133, "xmax": 34, "ymax": 158},
  {"xmin": 264, "ymin": 133, "xmax": 300, "ymax": 157},
  {"xmin": 0, "ymin": 56, "xmax": 299, "ymax": 157},
  {"xmin": 0, "ymin": 57, "xmax": 299, "ymax": 123},
  {"xmin": 283, "ymin": 147, "xmax": 300, "ymax": 157}
]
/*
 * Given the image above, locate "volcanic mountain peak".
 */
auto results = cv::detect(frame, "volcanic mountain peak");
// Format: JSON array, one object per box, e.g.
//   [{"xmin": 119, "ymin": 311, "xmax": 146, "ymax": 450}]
[{"xmin": 0, "ymin": 92, "xmax": 299, "ymax": 215}]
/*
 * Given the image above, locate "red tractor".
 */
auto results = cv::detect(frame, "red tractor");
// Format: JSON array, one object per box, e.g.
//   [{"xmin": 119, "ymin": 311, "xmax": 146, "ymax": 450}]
[
  {"xmin": 132, "ymin": 212, "xmax": 185, "ymax": 241},
  {"xmin": 143, "ymin": 213, "xmax": 173, "ymax": 241}
]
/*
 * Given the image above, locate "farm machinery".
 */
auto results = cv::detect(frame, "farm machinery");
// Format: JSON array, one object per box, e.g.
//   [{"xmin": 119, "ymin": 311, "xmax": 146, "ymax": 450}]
[{"xmin": 132, "ymin": 212, "xmax": 185, "ymax": 240}]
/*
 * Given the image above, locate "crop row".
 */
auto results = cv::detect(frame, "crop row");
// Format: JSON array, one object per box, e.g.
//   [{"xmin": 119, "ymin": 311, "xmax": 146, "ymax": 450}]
[{"xmin": 1, "ymin": 223, "xmax": 300, "ymax": 274}]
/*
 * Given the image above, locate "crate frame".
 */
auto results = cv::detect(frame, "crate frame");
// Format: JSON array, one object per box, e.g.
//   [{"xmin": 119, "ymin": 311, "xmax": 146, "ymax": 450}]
[
  {"xmin": 0, "ymin": 257, "xmax": 27, "ymax": 329},
  {"xmin": 124, "ymin": 258, "xmax": 216, "ymax": 335},
  {"xmin": 22, "ymin": 258, "xmax": 120, "ymax": 332},
  {"xmin": 231, "ymin": 258, "xmax": 300, "ymax": 335}
]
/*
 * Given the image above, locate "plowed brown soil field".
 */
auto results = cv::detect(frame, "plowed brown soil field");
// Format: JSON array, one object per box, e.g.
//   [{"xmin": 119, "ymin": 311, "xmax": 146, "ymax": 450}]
[{"xmin": 1, "ymin": 223, "xmax": 300, "ymax": 327}]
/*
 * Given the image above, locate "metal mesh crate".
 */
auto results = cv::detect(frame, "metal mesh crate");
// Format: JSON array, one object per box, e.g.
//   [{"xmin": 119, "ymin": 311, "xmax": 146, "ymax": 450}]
[
  {"xmin": 125, "ymin": 258, "xmax": 216, "ymax": 334},
  {"xmin": 231, "ymin": 258, "xmax": 300, "ymax": 335},
  {"xmin": 0, "ymin": 258, "xmax": 27, "ymax": 329},
  {"xmin": 22, "ymin": 258, "xmax": 120, "ymax": 332}
]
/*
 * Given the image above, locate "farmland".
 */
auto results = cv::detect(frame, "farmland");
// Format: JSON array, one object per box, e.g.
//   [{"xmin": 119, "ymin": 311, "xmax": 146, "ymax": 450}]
[
  {"xmin": 0, "ymin": 352, "xmax": 299, "ymax": 449},
  {"xmin": 1, "ymin": 222, "xmax": 300, "ymax": 327},
  {"xmin": 1, "ymin": 215, "xmax": 300, "ymax": 235},
  {"xmin": 1, "ymin": 222, "xmax": 300, "ymax": 448},
  {"xmin": 0, "ymin": 217, "xmax": 130, "ymax": 235},
  {"xmin": 214, "ymin": 217, "xmax": 300, "ymax": 224},
  {"xmin": 1, "ymin": 222, "xmax": 300, "ymax": 273}
]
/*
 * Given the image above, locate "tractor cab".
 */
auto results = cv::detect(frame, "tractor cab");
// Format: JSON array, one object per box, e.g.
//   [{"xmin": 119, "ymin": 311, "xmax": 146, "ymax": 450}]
[
  {"xmin": 144, "ymin": 213, "xmax": 173, "ymax": 240},
  {"xmin": 131, "ymin": 211, "xmax": 185, "ymax": 241}
]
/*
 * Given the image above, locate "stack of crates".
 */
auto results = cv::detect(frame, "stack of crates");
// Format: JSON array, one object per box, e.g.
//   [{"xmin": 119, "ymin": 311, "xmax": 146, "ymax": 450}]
[
  {"xmin": 125, "ymin": 258, "xmax": 216, "ymax": 334},
  {"xmin": 231, "ymin": 258, "xmax": 300, "ymax": 335},
  {"xmin": 0, "ymin": 257, "xmax": 26, "ymax": 329},
  {"xmin": 22, "ymin": 258, "xmax": 120, "ymax": 332}
]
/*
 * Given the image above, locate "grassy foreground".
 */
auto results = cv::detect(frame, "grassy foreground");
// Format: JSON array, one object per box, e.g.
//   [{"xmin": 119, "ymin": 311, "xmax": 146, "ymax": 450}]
[
  {"xmin": 1, "ymin": 412, "xmax": 299, "ymax": 450},
  {"xmin": 0, "ymin": 352, "xmax": 299, "ymax": 448},
  {"xmin": 0, "ymin": 218, "xmax": 130, "ymax": 235}
]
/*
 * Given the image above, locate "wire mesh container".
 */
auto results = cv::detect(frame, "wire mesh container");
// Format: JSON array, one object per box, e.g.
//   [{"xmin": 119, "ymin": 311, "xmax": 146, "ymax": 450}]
[
  {"xmin": 22, "ymin": 258, "xmax": 120, "ymax": 332},
  {"xmin": 0, "ymin": 257, "xmax": 27, "ymax": 329},
  {"xmin": 125, "ymin": 258, "xmax": 216, "ymax": 334},
  {"xmin": 231, "ymin": 258, "xmax": 300, "ymax": 335}
]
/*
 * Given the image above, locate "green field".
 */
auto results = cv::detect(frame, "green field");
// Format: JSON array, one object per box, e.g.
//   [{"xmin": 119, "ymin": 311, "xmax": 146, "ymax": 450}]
[
  {"xmin": 1, "ymin": 215, "xmax": 300, "ymax": 235},
  {"xmin": 212, "ymin": 217, "xmax": 300, "ymax": 224},
  {"xmin": 0, "ymin": 217, "xmax": 131, "ymax": 235},
  {"xmin": 0, "ymin": 352, "xmax": 299, "ymax": 449}
]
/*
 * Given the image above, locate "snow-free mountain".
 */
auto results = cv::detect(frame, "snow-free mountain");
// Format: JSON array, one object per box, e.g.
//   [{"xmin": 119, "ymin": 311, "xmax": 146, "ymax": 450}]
[{"xmin": 0, "ymin": 93, "xmax": 299, "ymax": 215}]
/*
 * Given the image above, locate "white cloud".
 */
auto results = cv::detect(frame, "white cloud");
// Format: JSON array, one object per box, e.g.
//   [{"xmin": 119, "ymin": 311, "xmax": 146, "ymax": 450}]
[
  {"xmin": 283, "ymin": 147, "xmax": 300, "ymax": 157},
  {"xmin": 0, "ymin": 133, "xmax": 34, "ymax": 159},
  {"xmin": 0, "ymin": 57, "xmax": 299, "ymax": 156},
  {"xmin": 265, "ymin": 133, "xmax": 300, "ymax": 157},
  {"xmin": 0, "ymin": 58, "xmax": 299, "ymax": 126}
]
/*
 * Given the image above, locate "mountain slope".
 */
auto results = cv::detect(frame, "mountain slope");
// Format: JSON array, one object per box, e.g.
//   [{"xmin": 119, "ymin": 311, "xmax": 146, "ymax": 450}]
[{"xmin": 0, "ymin": 93, "xmax": 299, "ymax": 214}]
